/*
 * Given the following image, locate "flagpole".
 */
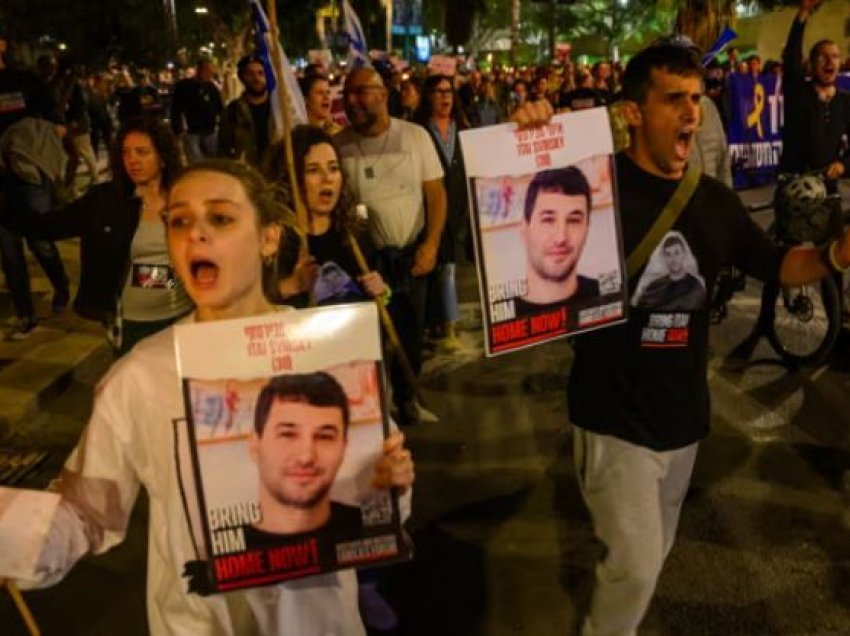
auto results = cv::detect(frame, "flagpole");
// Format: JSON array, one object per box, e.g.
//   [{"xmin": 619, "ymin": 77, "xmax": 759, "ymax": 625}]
[
  {"xmin": 265, "ymin": 0, "xmax": 308, "ymax": 235},
  {"xmin": 346, "ymin": 231, "xmax": 427, "ymax": 408},
  {"xmin": 5, "ymin": 581, "xmax": 40, "ymax": 636}
]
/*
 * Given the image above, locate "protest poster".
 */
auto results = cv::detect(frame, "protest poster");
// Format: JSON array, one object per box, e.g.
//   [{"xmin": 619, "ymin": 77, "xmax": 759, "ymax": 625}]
[
  {"xmin": 727, "ymin": 73, "xmax": 850, "ymax": 188},
  {"xmin": 173, "ymin": 304, "xmax": 409, "ymax": 594},
  {"xmin": 427, "ymin": 54, "xmax": 458, "ymax": 77},
  {"xmin": 727, "ymin": 72, "xmax": 783, "ymax": 189},
  {"xmin": 459, "ymin": 108, "xmax": 627, "ymax": 356}
]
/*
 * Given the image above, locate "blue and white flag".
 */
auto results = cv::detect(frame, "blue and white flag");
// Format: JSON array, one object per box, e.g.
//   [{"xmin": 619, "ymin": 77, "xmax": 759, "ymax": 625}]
[
  {"xmin": 702, "ymin": 25, "xmax": 737, "ymax": 66},
  {"xmin": 249, "ymin": 0, "xmax": 307, "ymax": 138},
  {"xmin": 342, "ymin": 0, "xmax": 370, "ymax": 68}
]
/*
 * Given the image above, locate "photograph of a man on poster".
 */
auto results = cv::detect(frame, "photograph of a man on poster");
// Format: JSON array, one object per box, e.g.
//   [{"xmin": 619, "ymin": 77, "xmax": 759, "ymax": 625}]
[
  {"xmin": 243, "ymin": 371, "xmax": 364, "ymax": 554},
  {"xmin": 514, "ymin": 166, "xmax": 600, "ymax": 317}
]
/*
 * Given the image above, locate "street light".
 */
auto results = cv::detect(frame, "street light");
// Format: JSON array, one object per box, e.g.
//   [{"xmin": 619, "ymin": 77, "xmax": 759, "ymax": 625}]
[{"xmin": 195, "ymin": 6, "xmax": 208, "ymax": 14}]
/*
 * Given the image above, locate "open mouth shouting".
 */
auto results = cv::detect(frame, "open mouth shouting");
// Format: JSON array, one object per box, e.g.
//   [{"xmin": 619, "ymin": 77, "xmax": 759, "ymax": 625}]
[
  {"xmin": 190, "ymin": 257, "xmax": 219, "ymax": 288},
  {"xmin": 317, "ymin": 186, "xmax": 336, "ymax": 205},
  {"xmin": 674, "ymin": 129, "xmax": 695, "ymax": 162}
]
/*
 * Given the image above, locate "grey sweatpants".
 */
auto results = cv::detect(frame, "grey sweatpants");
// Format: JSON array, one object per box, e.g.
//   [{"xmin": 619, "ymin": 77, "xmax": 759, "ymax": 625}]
[{"xmin": 573, "ymin": 427, "xmax": 699, "ymax": 636}]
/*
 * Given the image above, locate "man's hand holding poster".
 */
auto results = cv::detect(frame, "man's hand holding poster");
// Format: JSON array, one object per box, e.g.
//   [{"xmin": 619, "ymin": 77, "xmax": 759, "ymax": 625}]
[
  {"xmin": 173, "ymin": 304, "xmax": 409, "ymax": 594},
  {"xmin": 459, "ymin": 108, "xmax": 627, "ymax": 356}
]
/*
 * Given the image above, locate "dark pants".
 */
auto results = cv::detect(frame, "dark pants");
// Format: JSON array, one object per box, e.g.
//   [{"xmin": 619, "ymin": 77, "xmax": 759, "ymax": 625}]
[
  {"xmin": 90, "ymin": 110, "xmax": 113, "ymax": 155},
  {"xmin": 375, "ymin": 245, "xmax": 427, "ymax": 407},
  {"xmin": 0, "ymin": 175, "xmax": 70, "ymax": 321}
]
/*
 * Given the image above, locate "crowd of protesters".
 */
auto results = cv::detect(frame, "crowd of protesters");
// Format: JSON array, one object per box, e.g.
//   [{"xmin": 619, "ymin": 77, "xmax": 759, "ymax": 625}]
[
  {"xmin": 2, "ymin": 12, "xmax": 850, "ymax": 378},
  {"xmin": 2, "ymin": 1, "xmax": 850, "ymax": 632}
]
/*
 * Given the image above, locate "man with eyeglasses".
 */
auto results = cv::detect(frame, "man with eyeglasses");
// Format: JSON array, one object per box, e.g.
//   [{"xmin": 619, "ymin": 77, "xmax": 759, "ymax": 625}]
[
  {"xmin": 781, "ymin": 0, "xmax": 850, "ymax": 192},
  {"xmin": 335, "ymin": 67, "xmax": 447, "ymax": 427}
]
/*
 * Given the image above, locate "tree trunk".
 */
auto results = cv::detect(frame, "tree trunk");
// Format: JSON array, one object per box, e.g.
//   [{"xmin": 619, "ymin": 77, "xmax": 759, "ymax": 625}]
[
  {"xmin": 510, "ymin": 0, "xmax": 520, "ymax": 67},
  {"xmin": 675, "ymin": 0, "xmax": 735, "ymax": 54}
]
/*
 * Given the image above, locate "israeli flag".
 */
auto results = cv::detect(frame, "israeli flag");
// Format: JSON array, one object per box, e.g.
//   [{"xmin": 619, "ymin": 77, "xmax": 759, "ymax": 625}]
[
  {"xmin": 702, "ymin": 26, "xmax": 738, "ymax": 66},
  {"xmin": 342, "ymin": 0, "xmax": 370, "ymax": 68},
  {"xmin": 249, "ymin": 0, "xmax": 307, "ymax": 138}
]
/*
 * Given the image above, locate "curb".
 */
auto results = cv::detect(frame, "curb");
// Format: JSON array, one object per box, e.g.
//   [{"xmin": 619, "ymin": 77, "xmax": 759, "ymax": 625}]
[{"xmin": 0, "ymin": 327, "xmax": 112, "ymax": 439}]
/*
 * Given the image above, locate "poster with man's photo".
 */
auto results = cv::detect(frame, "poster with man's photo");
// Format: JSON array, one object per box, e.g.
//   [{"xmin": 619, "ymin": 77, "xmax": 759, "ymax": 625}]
[
  {"xmin": 459, "ymin": 109, "xmax": 627, "ymax": 356},
  {"xmin": 173, "ymin": 304, "xmax": 410, "ymax": 595}
]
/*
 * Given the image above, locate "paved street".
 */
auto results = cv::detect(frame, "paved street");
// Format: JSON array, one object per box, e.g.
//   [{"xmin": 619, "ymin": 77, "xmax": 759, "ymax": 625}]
[{"xmin": 2, "ymin": 186, "xmax": 850, "ymax": 635}]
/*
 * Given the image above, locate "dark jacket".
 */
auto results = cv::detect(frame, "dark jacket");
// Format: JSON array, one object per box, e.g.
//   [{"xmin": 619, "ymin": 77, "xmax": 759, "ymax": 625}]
[
  {"xmin": 780, "ymin": 17, "xmax": 850, "ymax": 176},
  {"xmin": 218, "ymin": 93, "xmax": 275, "ymax": 166},
  {"xmin": 170, "ymin": 78, "xmax": 223, "ymax": 135},
  {"xmin": 421, "ymin": 120, "xmax": 469, "ymax": 264},
  {"xmin": 25, "ymin": 182, "xmax": 141, "ymax": 323}
]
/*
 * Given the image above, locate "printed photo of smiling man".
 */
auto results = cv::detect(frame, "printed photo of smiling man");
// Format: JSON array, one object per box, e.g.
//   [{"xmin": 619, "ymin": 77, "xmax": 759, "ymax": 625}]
[
  {"xmin": 513, "ymin": 166, "xmax": 600, "ymax": 317},
  {"xmin": 241, "ymin": 372, "xmax": 364, "ymax": 553}
]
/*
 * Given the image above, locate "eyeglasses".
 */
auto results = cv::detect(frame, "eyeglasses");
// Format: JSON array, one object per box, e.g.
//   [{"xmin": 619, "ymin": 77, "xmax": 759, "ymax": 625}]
[{"xmin": 431, "ymin": 89, "xmax": 453, "ymax": 95}]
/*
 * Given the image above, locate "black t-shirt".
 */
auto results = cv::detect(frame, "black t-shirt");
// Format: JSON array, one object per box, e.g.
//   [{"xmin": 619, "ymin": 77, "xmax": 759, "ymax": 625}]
[
  {"xmin": 277, "ymin": 225, "xmax": 376, "ymax": 307},
  {"xmin": 309, "ymin": 227, "xmax": 375, "ymax": 305},
  {"xmin": 558, "ymin": 87, "xmax": 607, "ymax": 111},
  {"xmin": 171, "ymin": 78, "xmax": 223, "ymax": 134},
  {"xmin": 249, "ymin": 100, "xmax": 271, "ymax": 162},
  {"xmin": 513, "ymin": 275, "xmax": 600, "ymax": 318},
  {"xmin": 241, "ymin": 502, "xmax": 364, "ymax": 573},
  {"xmin": 568, "ymin": 153, "xmax": 782, "ymax": 451},
  {"xmin": 0, "ymin": 68, "xmax": 59, "ymax": 136}
]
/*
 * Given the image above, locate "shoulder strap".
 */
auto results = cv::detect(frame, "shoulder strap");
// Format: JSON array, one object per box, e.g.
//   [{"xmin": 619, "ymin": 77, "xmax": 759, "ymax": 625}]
[{"xmin": 626, "ymin": 164, "xmax": 701, "ymax": 279}]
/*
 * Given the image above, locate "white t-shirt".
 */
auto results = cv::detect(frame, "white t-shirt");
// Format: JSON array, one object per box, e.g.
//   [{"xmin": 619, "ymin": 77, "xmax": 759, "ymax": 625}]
[{"xmin": 335, "ymin": 118, "xmax": 444, "ymax": 249}]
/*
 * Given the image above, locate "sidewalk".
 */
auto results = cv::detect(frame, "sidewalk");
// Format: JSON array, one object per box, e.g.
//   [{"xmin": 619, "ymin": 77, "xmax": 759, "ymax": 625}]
[
  {"xmin": 0, "ymin": 238, "xmax": 112, "ymax": 439},
  {"xmin": 0, "ymin": 155, "xmax": 113, "ymax": 441}
]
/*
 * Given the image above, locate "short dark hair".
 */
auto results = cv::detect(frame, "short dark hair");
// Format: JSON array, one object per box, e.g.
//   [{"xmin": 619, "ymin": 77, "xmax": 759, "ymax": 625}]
[
  {"xmin": 809, "ymin": 39, "xmax": 837, "ymax": 68},
  {"xmin": 523, "ymin": 166, "xmax": 592, "ymax": 222},
  {"xmin": 237, "ymin": 53, "xmax": 265, "ymax": 83},
  {"xmin": 622, "ymin": 44, "xmax": 704, "ymax": 104},
  {"xmin": 299, "ymin": 73, "xmax": 328, "ymax": 100},
  {"xmin": 254, "ymin": 372, "xmax": 350, "ymax": 436},
  {"xmin": 662, "ymin": 234, "xmax": 685, "ymax": 250}
]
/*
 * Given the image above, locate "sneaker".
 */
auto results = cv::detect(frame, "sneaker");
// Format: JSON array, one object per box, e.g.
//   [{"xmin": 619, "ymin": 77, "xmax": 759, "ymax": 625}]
[
  {"xmin": 51, "ymin": 290, "xmax": 70, "ymax": 314},
  {"xmin": 7, "ymin": 317, "xmax": 38, "ymax": 341},
  {"xmin": 438, "ymin": 334, "xmax": 462, "ymax": 354}
]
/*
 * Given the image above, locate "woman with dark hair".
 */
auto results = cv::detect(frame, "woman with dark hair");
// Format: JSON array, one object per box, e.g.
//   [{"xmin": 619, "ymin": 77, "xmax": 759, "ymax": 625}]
[
  {"xmin": 412, "ymin": 74, "xmax": 469, "ymax": 352},
  {"xmin": 399, "ymin": 74, "xmax": 422, "ymax": 120},
  {"xmin": 24, "ymin": 117, "xmax": 192, "ymax": 353},
  {"xmin": 262, "ymin": 124, "xmax": 386, "ymax": 306}
]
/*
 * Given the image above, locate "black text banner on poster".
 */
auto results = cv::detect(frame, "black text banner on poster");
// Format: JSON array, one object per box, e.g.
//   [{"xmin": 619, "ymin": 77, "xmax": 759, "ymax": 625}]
[{"xmin": 459, "ymin": 108, "xmax": 628, "ymax": 356}]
